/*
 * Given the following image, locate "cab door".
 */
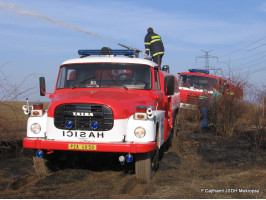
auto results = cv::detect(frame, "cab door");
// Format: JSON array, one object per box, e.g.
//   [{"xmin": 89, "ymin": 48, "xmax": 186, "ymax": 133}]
[
  {"xmin": 153, "ymin": 68, "xmax": 164, "ymax": 109},
  {"xmin": 152, "ymin": 68, "xmax": 165, "ymax": 146}
]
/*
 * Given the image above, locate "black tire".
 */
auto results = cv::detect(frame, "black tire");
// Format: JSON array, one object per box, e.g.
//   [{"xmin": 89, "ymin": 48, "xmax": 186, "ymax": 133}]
[
  {"xmin": 165, "ymin": 132, "xmax": 173, "ymax": 152},
  {"xmin": 135, "ymin": 147, "xmax": 159, "ymax": 182},
  {"xmin": 173, "ymin": 113, "xmax": 179, "ymax": 139},
  {"xmin": 135, "ymin": 125, "xmax": 160, "ymax": 182},
  {"xmin": 135, "ymin": 152, "xmax": 152, "ymax": 182},
  {"xmin": 165, "ymin": 113, "xmax": 179, "ymax": 151},
  {"xmin": 33, "ymin": 156, "xmax": 52, "ymax": 177}
]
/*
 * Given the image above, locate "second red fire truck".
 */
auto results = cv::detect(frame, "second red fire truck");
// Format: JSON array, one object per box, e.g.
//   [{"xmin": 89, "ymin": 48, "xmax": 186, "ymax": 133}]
[{"xmin": 178, "ymin": 69, "xmax": 243, "ymax": 107}]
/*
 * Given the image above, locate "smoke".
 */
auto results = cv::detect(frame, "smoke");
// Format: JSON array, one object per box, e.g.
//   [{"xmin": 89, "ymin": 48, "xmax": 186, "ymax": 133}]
[{"xmin": 0, "ymin": 2, "xmax": 119, "ymax": 45}]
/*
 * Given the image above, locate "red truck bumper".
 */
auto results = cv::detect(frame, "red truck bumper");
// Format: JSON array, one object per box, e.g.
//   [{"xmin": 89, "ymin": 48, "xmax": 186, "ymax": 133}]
[{"xmin": 23, "ymin": 138, "xmax": 156, "ymax": 153}]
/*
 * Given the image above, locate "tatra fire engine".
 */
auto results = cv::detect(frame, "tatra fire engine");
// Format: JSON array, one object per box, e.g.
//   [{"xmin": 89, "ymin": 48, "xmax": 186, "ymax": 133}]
[{"xmin": 23, "ymin": 47, "xmax": 180, "ymax": 182}]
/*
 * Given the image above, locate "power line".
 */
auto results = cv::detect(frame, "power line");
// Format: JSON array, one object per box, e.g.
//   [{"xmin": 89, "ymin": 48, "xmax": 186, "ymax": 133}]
[
  {"xmin": 232, "ymin": 54, "xmax": 266, "ymax": 71},
  {"xmin": 243, "ymin": 66, "xmax": 266, "ymax": 76},
  {"xmin": 232, "ymin": 58, "xmax": 266, "ymax": 72},
  {"xmin": 248, "ymin": 44, "xmax": 266, "ymax": 51},
  {"xmin": 220, "ymin": 36, "xmax": 266, "ymax": 58},
  {"xmin": 228, "ymin": 50, "xmax": 266, "ymax": 62}
]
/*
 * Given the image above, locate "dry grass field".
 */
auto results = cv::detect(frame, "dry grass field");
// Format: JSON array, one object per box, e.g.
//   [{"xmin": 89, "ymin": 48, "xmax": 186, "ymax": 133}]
[
  {"xmin": 0, "ymin": 102, "xmax": 265, "ymax": 198},
  {"xmin": 0, "ymin": 101, "xmax": 49, "ymax": 140}
]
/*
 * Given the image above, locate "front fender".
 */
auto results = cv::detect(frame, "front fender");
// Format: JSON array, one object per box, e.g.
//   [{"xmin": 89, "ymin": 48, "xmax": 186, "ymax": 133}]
[
  {"xmin": 27, "ymin": 112, "xmax": 47, "ymax": 138},
  {"xmin": 126, "ymin": 110, "xmax": 165, "ymax": 147}
]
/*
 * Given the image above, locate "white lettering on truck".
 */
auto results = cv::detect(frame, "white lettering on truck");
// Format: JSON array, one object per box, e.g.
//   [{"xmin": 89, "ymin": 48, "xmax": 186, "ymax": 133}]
[
  {"xmin": 63, "ymin": 131, "xmax": 104, "ymax": 138},
  {"xmin": 72, "ymin": 112, "xmax": 94, "ymax": 116}
]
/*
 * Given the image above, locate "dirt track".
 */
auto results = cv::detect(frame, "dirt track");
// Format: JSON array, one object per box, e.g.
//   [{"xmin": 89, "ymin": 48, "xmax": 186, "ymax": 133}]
[{"xmin": 0, "ymin": 127, "xmax": 265, "ymax": 199}]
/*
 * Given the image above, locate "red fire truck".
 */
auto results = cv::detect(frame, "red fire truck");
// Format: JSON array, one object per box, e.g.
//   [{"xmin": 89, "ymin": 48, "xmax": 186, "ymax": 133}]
[
  {"xmin": 178, "ymin": 69, "xmax": 243, "ymax": 107},
  {"xmin": 22, "ymin": 47, "xmax": 180, "ymax": 182}
]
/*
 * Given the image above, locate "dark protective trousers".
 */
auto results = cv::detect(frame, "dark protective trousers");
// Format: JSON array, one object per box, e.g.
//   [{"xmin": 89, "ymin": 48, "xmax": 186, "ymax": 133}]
[
  {"xmin": 152, "ymin": 54, "xmax": 163, "ymax": 68},
  {"xmin": 200, "ymin": 107, "xmax": 209, "ymax": 128}
]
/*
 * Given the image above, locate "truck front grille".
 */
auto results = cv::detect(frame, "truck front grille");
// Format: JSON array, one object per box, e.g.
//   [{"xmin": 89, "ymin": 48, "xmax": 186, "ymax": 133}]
[
  {"xmin": 54, "ymin": 103, "xmax": 113, "ymax": 131},
  {"xmin": 187, "ymin": 95, "xmax": 199, "ymax": 104}
]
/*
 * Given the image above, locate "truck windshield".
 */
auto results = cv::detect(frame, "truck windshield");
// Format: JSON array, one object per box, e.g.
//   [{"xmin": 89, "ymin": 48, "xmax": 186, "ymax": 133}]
[
  {"xmin": 56, "ymin": 63, "xmax": 152, "ymax": 90},
  {"xmin": 179, "ymin": 74, "xmax": 218, "ymax": 90}
]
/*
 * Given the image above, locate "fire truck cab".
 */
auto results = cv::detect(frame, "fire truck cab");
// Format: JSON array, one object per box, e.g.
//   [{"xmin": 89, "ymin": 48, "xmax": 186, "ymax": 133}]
[
  {"xmin": 178, "ymin": 69, "xmax": 218, "ymax": 107},
  {"xmin": 178, "ymin": 69, "xmax": 243, "ymax": 108},
  {"xmin": 23, "ymin": 47, "xmax": 180, "ymax": 182}
]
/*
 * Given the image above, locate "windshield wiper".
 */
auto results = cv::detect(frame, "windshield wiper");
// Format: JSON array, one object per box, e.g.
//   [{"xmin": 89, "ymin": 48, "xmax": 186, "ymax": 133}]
[
  {"xmin": 72, "ymin": 77, "xmax": 96, "ymax": 89},
  {"xmin": 108, "ymin": 73, "xmax": 128, "ymax": 90}
]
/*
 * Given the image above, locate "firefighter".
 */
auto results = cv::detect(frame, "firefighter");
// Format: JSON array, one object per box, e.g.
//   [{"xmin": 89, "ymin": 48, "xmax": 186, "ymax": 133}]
[
  {"xmin": 209, "ymin": 87, "xmax": 221, "ymax": 129},
  {"xmin": 211, "ymin": 87, "xmax": 221, "ymax": 104},
  {"xmin": 144, "ymin": 27, "xmax": 165, "ymax": 67},
  {"xmin": 198, "ymin": 89, "xmax": 210, "ymax": 129}
]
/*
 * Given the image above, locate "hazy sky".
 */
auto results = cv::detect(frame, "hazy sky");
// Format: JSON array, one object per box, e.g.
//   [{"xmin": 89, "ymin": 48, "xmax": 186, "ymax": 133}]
[{"xmin": 1, "ymin": 0, "xmax": 266, "ymax": 101}]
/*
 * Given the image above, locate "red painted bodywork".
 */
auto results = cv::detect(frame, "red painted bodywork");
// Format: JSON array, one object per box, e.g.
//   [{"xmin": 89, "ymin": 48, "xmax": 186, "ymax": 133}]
[
  {"xmin": 23, "ymin": 138, "xmax": 156, "ymax": 153},
  {"xmin": 47, "ymin": 89, "xmax": 158, "ymax": 119},
  {"xmin": 24, "ymin": 62, "xmax": 179, "ymax": 154},
  {"xmin": 178, "ymin": 71, "xmax": 243, "ymax": 105},
  {"xmin": 178, "ymin": 72, "xmax": 219, "ymax": 105}
]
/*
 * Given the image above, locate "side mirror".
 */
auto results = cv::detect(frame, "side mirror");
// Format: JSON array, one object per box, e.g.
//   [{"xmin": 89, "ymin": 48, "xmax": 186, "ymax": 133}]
[
  {"xmin": 39, "ymin": 77, "xmax": 46, "ymax": 96},
  {"xmin": 165, "ymin": 76, "xmax": 175, "ymax": 96}
]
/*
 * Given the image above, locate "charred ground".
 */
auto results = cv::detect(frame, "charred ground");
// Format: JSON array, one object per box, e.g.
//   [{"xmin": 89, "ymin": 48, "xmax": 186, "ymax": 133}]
[{"xmin": 0, "ymin": 115, "xmax": 265, "ymax": 199}]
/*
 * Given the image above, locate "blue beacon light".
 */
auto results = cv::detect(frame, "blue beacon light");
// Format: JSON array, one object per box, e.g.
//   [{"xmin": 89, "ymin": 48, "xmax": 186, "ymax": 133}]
[
  {"xmin": 65, "ymin": 120, "xmax": 73, "ymax": 129},
  {"xmin": 189, "ymin": 69, "xmax": 209, "ymax": 74},
  {"xmin": 125, "ymin": 154, "xmax": 133, "ymax": 162},
  {"xmin": 36, "ymin": 149, "xmax": 43, "ymax": 158},
  {"xmin": 78, "ymin": 49, "xmax": 135, "ymax": 56},
  {"xmin": 91, "ymin": 121, "xmax": 99, "ymax": 130}
]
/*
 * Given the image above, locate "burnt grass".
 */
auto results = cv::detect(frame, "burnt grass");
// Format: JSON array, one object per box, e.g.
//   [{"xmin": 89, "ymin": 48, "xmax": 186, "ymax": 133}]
[
  {"xmin": 194, "ymin": 130, "xmax": 264, "ymax": 165},
  {"xmin": 0, "ymin": 123, "xmax": 265, "ymax": 198}
]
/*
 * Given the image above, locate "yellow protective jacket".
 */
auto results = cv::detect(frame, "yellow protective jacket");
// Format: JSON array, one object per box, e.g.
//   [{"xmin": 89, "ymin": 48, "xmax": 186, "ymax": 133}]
[
  {"xmin": 198, "ymin": 94, "xmax": 210, "ymax": 109},
  {"xmin": 144, "ymin": 32, "xmax": 164, "ymax": 57}
]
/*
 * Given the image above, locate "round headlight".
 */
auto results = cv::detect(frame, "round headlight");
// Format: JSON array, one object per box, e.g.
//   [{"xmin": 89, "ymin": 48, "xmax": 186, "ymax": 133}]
[
  {"xmin": 134, "ymin": 127, "xmax": 146, "ymax": 138},
  {"xmin": 30, "ymin": 123, "xmax": 41, "ymax": 134}
]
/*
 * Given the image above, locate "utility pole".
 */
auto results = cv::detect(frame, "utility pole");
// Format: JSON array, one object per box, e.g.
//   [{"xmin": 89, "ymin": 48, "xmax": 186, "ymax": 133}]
[
  {"xmin": 262, "ymin": 98, "xmax": 266, "ymax": 127},
  {"xmin": 228, "ymin": 57, "xmax": 231, "ymax": 79},
  {"xmin": 196, "ymin": 50, "xmax": 218, "ymax": 71},
  {"xmin": 219, "ymin": 58, "xmax": 231, "ymax": 78},
  {"xmin": 14, "ymin": 84, "xmax": 18, "ymax": 101}
]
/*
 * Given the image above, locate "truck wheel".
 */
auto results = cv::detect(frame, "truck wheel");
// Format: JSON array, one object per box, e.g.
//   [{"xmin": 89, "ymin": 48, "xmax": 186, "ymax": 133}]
[
  {"xmin": 135, "ymin": 148, "xmax": 159, "ymax": 182},
  {"xmin": 165, "ymin": 132, "xmax": 173, "ymax": 152},
  {"xmin": 135, "ymin": 152, "xmax": 151, "ymax": 182},
  {"xmin": 151, "ymin": 147, "xmax": 160, "ymax": 171},
  {"xmin": 33, "ymin": 156, "xmax": 52, "ymax": 177},
  {"xmin": 173, "ymin": 114, "xmax": 179, "ymax": 139}
]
